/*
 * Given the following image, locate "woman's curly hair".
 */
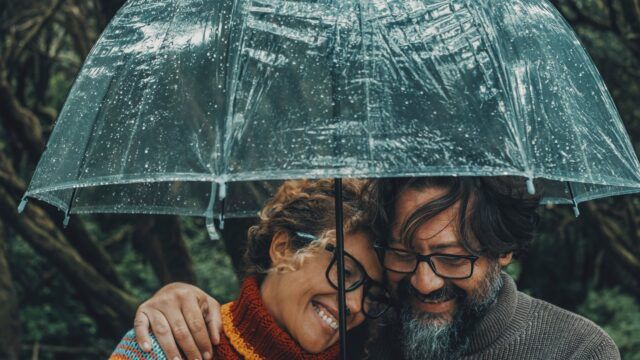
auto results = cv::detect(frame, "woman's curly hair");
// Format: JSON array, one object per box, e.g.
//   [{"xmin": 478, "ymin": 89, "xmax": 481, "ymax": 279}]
[{"xmin": 243, "ymin": 178, "xmax": 377, "ymax": 280}]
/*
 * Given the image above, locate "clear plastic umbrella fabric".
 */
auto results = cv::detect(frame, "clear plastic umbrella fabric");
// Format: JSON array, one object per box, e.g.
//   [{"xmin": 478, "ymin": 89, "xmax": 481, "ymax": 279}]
[{"xmin": 23, "ymin": 0, "xmax": 640, "ymax": 220}]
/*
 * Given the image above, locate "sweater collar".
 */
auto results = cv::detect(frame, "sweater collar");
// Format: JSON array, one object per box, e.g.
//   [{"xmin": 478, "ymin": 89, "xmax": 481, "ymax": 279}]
[
  {"xmin": 465, "ymin": 272, "xmax": 528, "ymax": 354},
  {"xmin": 225, "ymin": 276, "xmax": 340, "ymax": 360}
]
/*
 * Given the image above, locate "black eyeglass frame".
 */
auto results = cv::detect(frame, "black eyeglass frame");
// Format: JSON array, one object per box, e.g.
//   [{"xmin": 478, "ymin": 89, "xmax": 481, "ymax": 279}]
[
  {"xmin": 294, "ymin": 232, "xmax": 392, "ymax": 319},
  {"xmin": 374, "ymin": 244, "xmax": 480, "ymax": 280}
]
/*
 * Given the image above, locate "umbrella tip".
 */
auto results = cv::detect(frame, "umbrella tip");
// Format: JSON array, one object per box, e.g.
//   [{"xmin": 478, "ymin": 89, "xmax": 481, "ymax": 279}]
[
  {"xmin": 217, "ymin": 182, "xmax": 226, "ymax": 230},
  {"xmin": 205, "ymin": 215, "xmax": 221, "ymax": 240},
  {"xmin": 219, "ymin": 182, "xmax": 227, "ymax": 200},
  {"xmin": 573, "ymin": 205, "xmax": 580, "ymax": 217},
  {"xmin": 526, "ymin": 178, "xmax": 536, "ymax": 195},
  {"xmin": 207, "ymin": 225, "xmax": 221, "ymax": 240},
  {"xmin": 63, "ymin": 215, "xmax": 70, "ymax": 228},
  {"xmin": 17, "ymin": 197, "xmax": 28, "ymax": 213}
]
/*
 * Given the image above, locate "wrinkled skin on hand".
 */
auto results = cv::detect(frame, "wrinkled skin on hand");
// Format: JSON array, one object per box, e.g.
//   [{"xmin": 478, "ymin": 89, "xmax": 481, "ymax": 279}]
[{"xmin": 134, "ymin": 282, "xmax": 222, "ymax": 360}]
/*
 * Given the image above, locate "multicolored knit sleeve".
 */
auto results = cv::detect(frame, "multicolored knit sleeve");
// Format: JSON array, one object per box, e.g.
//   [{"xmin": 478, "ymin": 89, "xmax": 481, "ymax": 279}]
[{"xmin": 109, "ymin": 329, "xmax": 167, "ymax": 360}]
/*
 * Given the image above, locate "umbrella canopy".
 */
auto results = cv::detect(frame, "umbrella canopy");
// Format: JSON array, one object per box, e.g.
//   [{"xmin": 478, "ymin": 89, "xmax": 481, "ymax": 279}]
[
  {"xmin": 22, "ymin": 0, "xmax": 640, "ymax": 220},
  {"xmin": 20, "ymin": 0, "xmax": 640, "ymax": 357}
]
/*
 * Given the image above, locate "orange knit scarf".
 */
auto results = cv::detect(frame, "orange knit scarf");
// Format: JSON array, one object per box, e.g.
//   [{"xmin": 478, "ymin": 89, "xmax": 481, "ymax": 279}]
[{"xmin": 216, "ymin": 276, "xmax": 340, "ymax": 360}]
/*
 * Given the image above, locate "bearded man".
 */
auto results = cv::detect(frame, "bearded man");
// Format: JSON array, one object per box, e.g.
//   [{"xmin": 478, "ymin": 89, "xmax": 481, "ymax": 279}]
[{"xmin": 130, "ymin": 177, "xmax": 619, "ymax": 360}]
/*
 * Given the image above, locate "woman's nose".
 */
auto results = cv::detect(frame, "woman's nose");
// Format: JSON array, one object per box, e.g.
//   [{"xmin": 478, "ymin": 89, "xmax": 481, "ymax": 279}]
[{"xmin": 344, "ymin": 287, "xmax": 364, "ymax": 317}]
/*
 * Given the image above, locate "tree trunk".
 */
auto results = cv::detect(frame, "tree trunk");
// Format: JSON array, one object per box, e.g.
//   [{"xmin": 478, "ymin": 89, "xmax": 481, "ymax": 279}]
[
  {"xmin": 221, "ymin": 217, "xmax": 257, "ymax": 277},
  {"xmin": 0, "ymin": 66, "xmax": 46, "ymax": 164},
  {"xmin": 61, "ymin": 218, "xmax": 126, "ymax": 288},
  {"xmin": 0, "ymin": 150, "xmax": 125, "ymax": 289},
  {"xmin": 132, "ymin": 216, "xmax": 197, "ymax": 285},
  {"xmin": 96, "ymin": 0, "xmax": 128, "ymax": 29},
  {"xmin": 0, "ymin": 223, "xmax": 21, "ymax": 360},
  {"xmin": 0, "ymin": 187, "xmax": 138, "ymax": 332},
  {"xmin": 583, "ymin": 203, "xmax": 640, "ymax": 282}
]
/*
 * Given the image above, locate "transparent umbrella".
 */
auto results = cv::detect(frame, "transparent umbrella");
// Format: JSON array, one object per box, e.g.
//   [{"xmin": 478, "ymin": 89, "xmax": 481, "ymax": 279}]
[{"xmin": 20, "ymin": 0, "xmax": 640, "ymax": 357}]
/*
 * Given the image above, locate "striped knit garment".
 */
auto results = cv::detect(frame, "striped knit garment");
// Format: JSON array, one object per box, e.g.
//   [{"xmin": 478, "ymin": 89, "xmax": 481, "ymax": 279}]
[{"xmin": 109, "ymin": 330, "xmax": 166, "ymax": 360}]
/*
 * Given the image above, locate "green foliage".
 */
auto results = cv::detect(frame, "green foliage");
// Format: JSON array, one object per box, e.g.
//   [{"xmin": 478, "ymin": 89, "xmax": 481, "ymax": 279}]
[
  {"xmin": 46, "ymin": 71, "xmax": 75, "ymax": 111},
  {"xmin": 182, "ymin": 218, "xmax": 239, "ymax": 303},
  {"xmin": 9, "ymin": 216, "xmax": 239, "ymax": 359},
  {"xmin": 578, "ymin": 288, "xmax": 640, "ymax": 360},
  {"xmin": 9, "ymin": 233, "xmax": 113, "ymax": 359},
  {"xmin": 503, "ymin": 259, "xmax": 522, "ymax": 282}
]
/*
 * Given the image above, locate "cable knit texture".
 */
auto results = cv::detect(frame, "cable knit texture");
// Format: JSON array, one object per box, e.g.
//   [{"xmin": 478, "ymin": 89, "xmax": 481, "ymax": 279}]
[
  {"xmin": 109, "ymin": 276, "xmax": 339, "ymax": 360},
  {"xmin": 367, "ymin": 273, "xmax": 620, "ymax": 360}
]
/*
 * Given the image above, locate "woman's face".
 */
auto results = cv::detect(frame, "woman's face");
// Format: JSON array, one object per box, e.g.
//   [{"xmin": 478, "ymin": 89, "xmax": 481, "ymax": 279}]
[{"xmin": 260, "ymin": 231, "xmax": 383, "ymax": 353}]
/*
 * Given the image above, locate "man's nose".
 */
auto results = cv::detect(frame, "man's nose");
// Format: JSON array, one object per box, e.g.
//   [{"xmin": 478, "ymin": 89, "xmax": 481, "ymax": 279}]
[{"xmin": 411, "ymin": 261, "xmax": 445, "ymax": 294}]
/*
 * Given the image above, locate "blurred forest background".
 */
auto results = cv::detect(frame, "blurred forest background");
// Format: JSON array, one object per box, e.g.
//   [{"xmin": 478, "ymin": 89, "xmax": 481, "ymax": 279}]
[{"xmin": 0, "ymin": 0, "xmax": 639, "ymax": 359}]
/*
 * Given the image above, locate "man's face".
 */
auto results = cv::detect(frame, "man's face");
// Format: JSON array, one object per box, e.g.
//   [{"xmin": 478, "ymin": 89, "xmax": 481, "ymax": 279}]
[{"xmin": 386, "ymin": 186, "xmax": 512, "ymax": 359}]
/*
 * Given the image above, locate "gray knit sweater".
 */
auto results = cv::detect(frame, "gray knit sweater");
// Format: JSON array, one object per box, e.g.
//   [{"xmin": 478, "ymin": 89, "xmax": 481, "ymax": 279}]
[{"xmin": 369, "ymin": 273, "xmax": 620, "ymax": 359}]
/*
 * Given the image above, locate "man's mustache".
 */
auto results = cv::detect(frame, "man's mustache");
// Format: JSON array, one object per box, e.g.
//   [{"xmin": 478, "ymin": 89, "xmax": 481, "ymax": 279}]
[{"xmin": 398, "ymin": 278, "xmax": 466, "ymax": 303}]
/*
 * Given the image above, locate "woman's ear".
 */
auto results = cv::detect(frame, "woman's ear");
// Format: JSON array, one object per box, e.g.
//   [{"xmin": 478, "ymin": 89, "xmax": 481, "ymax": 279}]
[
  {"xmin": 498, "ymin": 252, "xmax": 513, "ymax": 267},
  {"xmin": 269, "ymin": 231, "xmax": 291, "ymax": 266}
]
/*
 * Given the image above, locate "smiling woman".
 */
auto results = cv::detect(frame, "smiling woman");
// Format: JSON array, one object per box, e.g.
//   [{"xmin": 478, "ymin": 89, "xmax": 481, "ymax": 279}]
[{"xmin": 109, "ymin": 179, "xmax": 390, "ymax": 360}]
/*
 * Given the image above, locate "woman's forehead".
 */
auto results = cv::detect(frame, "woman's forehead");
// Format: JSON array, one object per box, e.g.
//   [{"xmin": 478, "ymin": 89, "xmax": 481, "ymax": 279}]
[{"xmin": 344, "ymin": 231, "xmax": 382, "ymax": 278}]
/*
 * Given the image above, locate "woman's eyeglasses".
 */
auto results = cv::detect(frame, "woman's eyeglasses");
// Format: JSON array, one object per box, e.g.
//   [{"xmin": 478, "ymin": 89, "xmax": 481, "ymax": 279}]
[{"xmin": 295, "ymin": 232, "xmax": 392, "ymax": 319}]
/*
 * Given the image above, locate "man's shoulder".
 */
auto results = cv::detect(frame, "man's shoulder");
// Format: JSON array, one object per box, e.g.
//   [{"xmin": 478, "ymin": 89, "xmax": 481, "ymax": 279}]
[
  {"xmin": 523, "ymin": 292, "xmax": 603, "ymax": 332},
  {"xmin": 519, "ymin": 291, "xmax": 620, "ymax": 359}
]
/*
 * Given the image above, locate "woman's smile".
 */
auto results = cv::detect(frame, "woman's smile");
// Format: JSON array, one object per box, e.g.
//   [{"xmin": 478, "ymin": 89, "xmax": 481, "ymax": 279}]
[
  {"xmin": 261, "ymin": 230, "xmax": 383, "ymax": 353},
  {"xmin": 311, "ymin": 300, "xmax": 339, "ymax": 333}
]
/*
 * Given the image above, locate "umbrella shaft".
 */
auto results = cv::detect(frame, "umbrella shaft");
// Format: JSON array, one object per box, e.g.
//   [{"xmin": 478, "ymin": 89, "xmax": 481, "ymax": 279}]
[{"xmin": 334, "ymin": 178, "xmax": 348, "ymax": 360}]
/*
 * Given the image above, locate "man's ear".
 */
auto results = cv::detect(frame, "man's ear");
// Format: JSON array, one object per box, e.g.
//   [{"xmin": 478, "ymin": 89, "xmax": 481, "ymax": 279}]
[
  {"xmin": 498, "ymin": 252, "xmax": 513, "ymax": 267},
  {"xmin": 269, "ymin": 231, "xmax": 291, "ymax": 266}
]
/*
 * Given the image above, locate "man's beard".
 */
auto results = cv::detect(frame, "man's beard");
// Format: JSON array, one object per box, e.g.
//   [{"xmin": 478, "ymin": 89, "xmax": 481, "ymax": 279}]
[{"xmin": 397, "ymin": 264, "xmax": 503, "ymax": 360}]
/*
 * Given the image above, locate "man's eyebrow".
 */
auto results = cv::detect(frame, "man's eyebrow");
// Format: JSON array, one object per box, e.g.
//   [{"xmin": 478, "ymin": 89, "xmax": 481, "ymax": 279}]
[{"xmin": 429, "ymin": 243, "xmax": 463, "ymax": 251}]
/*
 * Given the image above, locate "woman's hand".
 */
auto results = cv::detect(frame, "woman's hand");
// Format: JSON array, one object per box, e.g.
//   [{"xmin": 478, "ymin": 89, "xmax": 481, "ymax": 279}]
[{"xmin": 133, "ymin": 282, "xmax": 222, "ymax": 360}]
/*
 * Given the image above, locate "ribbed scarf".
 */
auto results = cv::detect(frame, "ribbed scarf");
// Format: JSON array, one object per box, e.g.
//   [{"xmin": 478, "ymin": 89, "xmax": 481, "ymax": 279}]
[{"xmin": 218, "ymin": 276, "xmax": 340, "ymax": 360}]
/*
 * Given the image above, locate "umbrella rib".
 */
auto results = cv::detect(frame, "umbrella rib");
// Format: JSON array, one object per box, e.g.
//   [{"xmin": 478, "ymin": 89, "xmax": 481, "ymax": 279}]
[
  {"xmin": 567, "ymin": 181, "xmax": 580, "ymax": 217},
  {"xmin": 64, "ymin": 61, "xmax": 122, "ymax": 222}
]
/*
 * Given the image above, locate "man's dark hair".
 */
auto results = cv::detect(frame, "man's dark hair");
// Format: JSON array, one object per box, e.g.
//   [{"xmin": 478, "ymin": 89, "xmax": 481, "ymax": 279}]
[{"xmin": 371, "ymin": 177, "xmax": 542, "ymax": 257}]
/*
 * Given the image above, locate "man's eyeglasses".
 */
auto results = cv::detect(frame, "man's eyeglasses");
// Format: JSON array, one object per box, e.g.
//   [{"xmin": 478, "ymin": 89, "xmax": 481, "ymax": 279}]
[
  {"xmin": 374, "ymin": 244, "xmax": 479, "ymax": 279},
  {"xmin": 294, "ymin": 232, "xmax": 392, "ymax": 319}
]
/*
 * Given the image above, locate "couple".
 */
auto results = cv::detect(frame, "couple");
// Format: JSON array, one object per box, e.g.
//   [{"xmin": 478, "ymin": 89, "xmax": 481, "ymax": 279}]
[{"xmin": 110, "ymin": 177, "xmax": 619, "ymax": 360}]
